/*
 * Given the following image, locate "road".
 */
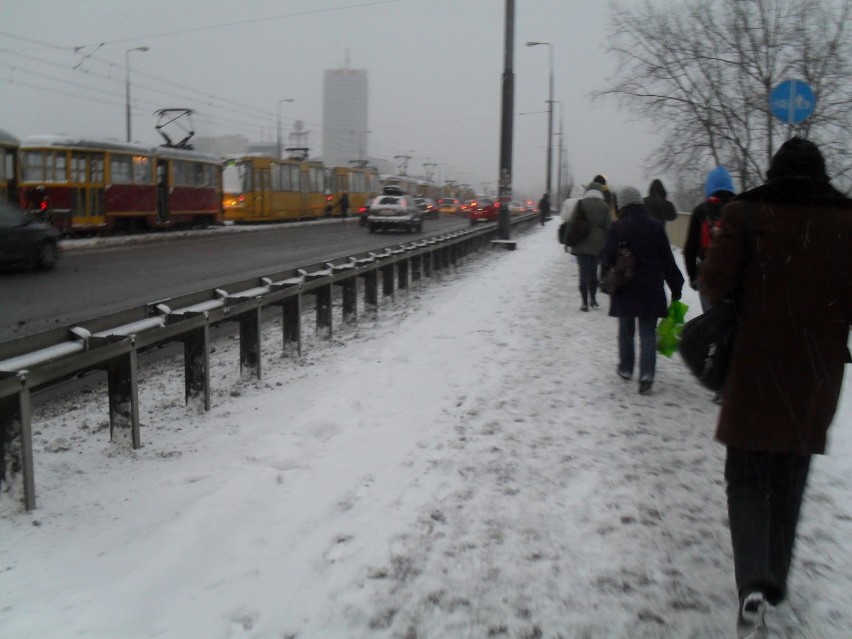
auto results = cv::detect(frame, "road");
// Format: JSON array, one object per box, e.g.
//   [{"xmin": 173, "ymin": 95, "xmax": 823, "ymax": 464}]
[{"xmin": 0, "ymin": 216, "xmax": 471, "ymax": 342}]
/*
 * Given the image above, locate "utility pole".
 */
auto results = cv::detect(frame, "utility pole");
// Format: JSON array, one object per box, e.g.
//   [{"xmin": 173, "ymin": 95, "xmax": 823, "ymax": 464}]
[{"xmin": 497, "ymin": 0, "xmax": 515, "ymax": 240}]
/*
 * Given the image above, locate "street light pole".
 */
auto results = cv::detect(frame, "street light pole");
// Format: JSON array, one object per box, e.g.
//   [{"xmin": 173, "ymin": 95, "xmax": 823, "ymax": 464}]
[
  {"xmin": 526, "ymin": 41, "xmax": 553, "ymax": 205},
  {"xmin": 552, "ymin": 99, "xmax": 564, "ymax": 208},
  {"xmin": 277, "ymin": 99, "xmax": 294, "ymax": 159},
  {"xmin": 125, "ymin": 46, "xmax": 149, "ymax": 143},
  {"xmin": 498, "ymin": 0, "xmax": 515, "ymax": 240}
]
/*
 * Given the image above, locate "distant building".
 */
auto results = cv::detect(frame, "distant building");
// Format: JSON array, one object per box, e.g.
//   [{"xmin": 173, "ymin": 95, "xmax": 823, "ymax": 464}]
[{"xmin": 322, "ymin": 65, "xmax": 368, "ymax": 168}]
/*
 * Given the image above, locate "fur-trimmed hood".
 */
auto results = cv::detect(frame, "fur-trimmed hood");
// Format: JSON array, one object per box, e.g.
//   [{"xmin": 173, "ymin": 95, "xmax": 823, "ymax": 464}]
[{"xmin": 735, "ymin": 176, "xmax": 852, "ymax": 209}]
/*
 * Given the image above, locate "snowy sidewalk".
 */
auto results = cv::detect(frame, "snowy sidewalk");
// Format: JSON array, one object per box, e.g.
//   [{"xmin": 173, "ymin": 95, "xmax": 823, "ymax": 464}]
[{"xmin": 1, "ymin": 223, "xmax": 850, "ymax": 638}]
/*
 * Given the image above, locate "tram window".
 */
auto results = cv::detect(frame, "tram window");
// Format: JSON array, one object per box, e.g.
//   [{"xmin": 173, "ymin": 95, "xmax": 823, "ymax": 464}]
[
  {"xmin": 91, "ymin": 155, "xmax": 104, "ymax": 183},
  {"xmin": 223, "ymin": 162, "xmax": 248, "ymax": 193},
  {"xmin": 71, "ymin": 154, "xmax": 86, "ymax": 183},
  {"xmin": 192, "ymin": 162, "xmax": 206, "ymax": 186},
  {"xmin": 50, "ymin": 153, "xmax": 68, "ymax": 183},
  {"xmin": 289, "ymin": 166, "xmax": 300, "ymax": 191},
  {"xmin": 110, "ymin": 155, "xmax": 132, "ymax": 184},
  {"xmin": 132, "ymin": 156, "xmax": 151, "ymax": 184},
  {"xmin": 0, "ymin": 149, "xmax": 6, "ymax": 180},
  {"xmin": 172, "ymin": 160, "xmax": 189, "ymax": 186},
  {"xmin": 21, "ymin": 151, "xmax": 46, "ymax": 181}
]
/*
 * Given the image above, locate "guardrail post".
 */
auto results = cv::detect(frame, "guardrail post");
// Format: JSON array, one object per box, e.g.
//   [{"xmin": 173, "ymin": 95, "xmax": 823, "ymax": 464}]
[
  {"xmin": 312, "ymin": 284, "xmax": 333, "ymax": 339},
  {"xmin": 361, "ymin": 269, "xmax": 378, "ymax": 315},
  {"xmin": 423, "ymin": 248, "xmax": 434, "ymax": 278},
  {"xmin": 239, "ymin": 305, "xmax": 263, "ymax": 379},
  {"xmin": 339, "ymin": 276, "xmax": 357, "ymax": 324},
  {"xmin": 0, "ymin": 373, "xmax": 36, "ymax": 511},
  {"xmin": 411, "ymin": 253, "xmax": 422, "ymax": 286},
  {"xmin": 282, "ymin": 293, "xmax": 302, "ymax": 357},
  {"xmin": 183, "ymin": 324, "xmax": 211, "ymax": 411},
  {"xmin": 106, "ymin": 349, "xmax": 141, "ymax": 449},
  {"xmin": 381, "ymin": 263, "xmax": 395, "ymax": 300},
  {"xmin": 449, "ymin": 243, "xmax": 459, "ymax": 268},
  {"xmin": 397, "ymin": 258, "xmax": 409, "ymax": 293}
]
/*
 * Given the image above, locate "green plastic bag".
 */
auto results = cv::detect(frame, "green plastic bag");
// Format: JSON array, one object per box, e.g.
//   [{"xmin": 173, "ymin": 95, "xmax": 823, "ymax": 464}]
[{"xmin": 657, "ymin": 299, "xmax": 689, "ymax": 357}]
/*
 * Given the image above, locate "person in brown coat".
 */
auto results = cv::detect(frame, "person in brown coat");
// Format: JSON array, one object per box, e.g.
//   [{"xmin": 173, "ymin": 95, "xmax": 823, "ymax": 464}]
[{"xmin": 700, "ymin": 137, "xmax": 852, "ymax": 638}]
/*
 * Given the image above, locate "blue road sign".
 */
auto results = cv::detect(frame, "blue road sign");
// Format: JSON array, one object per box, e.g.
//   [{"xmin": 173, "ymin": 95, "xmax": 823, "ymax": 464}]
[{"xmin": 770, "ymin": 80, "xmax": 816, "ymax": 125}]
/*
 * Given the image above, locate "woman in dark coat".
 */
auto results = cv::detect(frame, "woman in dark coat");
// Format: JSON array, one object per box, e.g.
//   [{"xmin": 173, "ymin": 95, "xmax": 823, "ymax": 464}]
[
  {"xmin": 700, "ymin": 138, "xmax": 852, "ymax": 637},
  {"xmin": 599, "ymin": 185, "xmax": 684, "ymax": 394}
]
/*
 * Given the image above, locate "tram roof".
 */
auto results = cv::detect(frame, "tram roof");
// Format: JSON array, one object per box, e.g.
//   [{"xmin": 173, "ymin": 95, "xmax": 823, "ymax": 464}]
[
  {"xmin": 19, "ymin": 135, "xmax": 152, "ymax": 154},
  {"xmin": 0, "ymin": 128, "xmax": 19, "ymax": 146}
]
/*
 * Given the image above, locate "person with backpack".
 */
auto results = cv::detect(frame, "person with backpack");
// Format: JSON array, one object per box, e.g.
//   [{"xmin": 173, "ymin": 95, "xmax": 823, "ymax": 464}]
[
  {"xmin": 699, "ymin": 138, "xmax": 852, "ymax": 638},
  {"xmin": 564, "ymin": 185, "xmax": 612, "ymax": 311},
  {"xmin": 600, "ymin": 185, "xmax": 684, "ymax": 395},
  {"xmin": 684, "ymin": 167, "xmax": 736, "ymax": 311}
]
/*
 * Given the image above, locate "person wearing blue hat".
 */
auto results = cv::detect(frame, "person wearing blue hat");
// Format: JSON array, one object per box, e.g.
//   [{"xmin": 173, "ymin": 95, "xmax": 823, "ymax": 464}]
[{"xmin": 684, "ymin": 166, "xmax": 736, "ymax": 311}]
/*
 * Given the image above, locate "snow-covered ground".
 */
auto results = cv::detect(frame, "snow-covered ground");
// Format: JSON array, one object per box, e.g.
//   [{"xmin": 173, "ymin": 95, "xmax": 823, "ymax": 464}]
[{"xmin": 1, "ymin": 223, "xmax": 850, "ymax": 639}]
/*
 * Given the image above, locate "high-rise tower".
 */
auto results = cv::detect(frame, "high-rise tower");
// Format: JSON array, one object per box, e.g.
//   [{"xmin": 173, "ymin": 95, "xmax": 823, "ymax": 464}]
[{"xmin": 322, "ymin": 57, "xmax": 368, "ymax": 168}]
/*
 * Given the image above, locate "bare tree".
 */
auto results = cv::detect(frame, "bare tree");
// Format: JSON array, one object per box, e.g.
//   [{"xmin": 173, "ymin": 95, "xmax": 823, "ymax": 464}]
[{"xmin": 599, "ymin": 0, "xmax": 851, "ymax": 191}]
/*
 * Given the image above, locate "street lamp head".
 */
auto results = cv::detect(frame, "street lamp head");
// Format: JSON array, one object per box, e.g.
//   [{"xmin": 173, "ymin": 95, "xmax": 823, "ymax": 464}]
[
  {"xmin": 526, "ymin": 41, "xmax": 548, "ymax": 47},
  {"xmin": 129, "ymin": 46, "xmax": 150, "ymax": 53}
]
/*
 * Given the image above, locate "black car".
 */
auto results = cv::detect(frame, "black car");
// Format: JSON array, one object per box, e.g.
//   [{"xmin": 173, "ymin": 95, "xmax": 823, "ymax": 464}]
[{"xmin": 0, "ymin": 201, "xmax": 60, "ymax": 270}]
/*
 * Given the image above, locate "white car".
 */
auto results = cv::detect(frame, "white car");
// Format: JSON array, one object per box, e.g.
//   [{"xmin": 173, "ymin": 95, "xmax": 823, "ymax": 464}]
[{"xmin": 368, "ymin": 187, "xmax": 424, "ymax": 233}]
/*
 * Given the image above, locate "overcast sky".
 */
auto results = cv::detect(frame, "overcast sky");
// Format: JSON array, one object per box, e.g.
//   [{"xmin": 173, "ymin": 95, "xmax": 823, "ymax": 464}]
[{"xmin": 0, "ymin": 0, "xmax": 664, "ymax": 198}]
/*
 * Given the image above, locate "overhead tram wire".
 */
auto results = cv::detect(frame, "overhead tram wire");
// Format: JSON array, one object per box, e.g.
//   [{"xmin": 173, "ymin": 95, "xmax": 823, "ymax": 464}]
[
  {"xmin": 62, "ymin": 0, "xmax": 404, "ymax": 49},
  {"xmin": 0, "ymin": 43, "xmax": 283, "ymax": 138}
]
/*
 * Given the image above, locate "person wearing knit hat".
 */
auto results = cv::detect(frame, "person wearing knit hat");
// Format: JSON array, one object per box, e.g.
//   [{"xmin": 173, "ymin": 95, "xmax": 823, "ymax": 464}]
[
  {"xmin": 562, "ymin": 183, "xmax": 613, "ymax": 311},
  {"xmin": 684, "ymin": 166, "xmax": 737, "ymax": 311},
  {"xmin": 699, "ymin": 138, "xmax": 851, "ymax": 637},
  {"xmin": 599, "ymin": 185, "xmax": 684, "ymax": 396},
  {"xmin": 617, "ymin": 185, "xmax": 643, "ymax": 209},
  {"xmin": 591, "ymin": 174, "xmax": 618, "ymax": 215}
]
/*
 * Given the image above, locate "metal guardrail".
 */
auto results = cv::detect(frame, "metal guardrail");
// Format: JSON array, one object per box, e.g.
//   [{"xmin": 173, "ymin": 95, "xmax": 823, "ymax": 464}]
[{"xmin": 0, "ymin": 215, "xmax": 536, "ymax": 510}]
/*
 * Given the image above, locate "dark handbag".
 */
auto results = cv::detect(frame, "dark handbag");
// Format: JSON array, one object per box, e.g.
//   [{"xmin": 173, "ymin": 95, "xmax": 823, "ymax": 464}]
[
  {"xmin": 599, "ymin": 222, "xmax": 635, "ymax": 294},
  {"xmin": 563, "ymin": 201, "xmax": 591, "ymax": 247},
  {"xmin": 679, "ymin": 299, "xmax": 737, "ymax": 391},
  {"xmin": 679, "ymin": 201, "xmax": 757, "ymax": 391}
]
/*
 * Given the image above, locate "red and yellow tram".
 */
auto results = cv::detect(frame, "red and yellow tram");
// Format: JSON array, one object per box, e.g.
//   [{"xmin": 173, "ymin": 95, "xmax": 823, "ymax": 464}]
[
  {"xmin": 17, "ymin": 136, "xmax": 222, "ymax": 233},
  {"xmin": 0, "ymin": 129, "xmax": 19, "ymax": 203}
]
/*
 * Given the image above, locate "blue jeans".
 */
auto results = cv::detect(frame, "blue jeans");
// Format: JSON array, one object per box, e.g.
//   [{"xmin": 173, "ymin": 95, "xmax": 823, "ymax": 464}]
[
  {"xmin": 725, "ymin": 447, "xmax": 811, "ymax": 605},
  {"xmin": 618, "ymin": 316, "xmax": 657, "ymax": 381}
]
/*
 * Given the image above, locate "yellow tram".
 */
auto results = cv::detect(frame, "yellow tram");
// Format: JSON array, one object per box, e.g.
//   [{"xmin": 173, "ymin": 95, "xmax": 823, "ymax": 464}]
[{"xmin": 222, "ymin": 155, "xmax": 379, "ymax": 222}]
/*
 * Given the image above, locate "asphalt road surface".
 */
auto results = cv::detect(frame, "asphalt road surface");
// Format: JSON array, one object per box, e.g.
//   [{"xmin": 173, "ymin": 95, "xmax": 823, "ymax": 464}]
[{"xmin": 0, "ymin": 216, "xmax": 471, "ymax": 342}]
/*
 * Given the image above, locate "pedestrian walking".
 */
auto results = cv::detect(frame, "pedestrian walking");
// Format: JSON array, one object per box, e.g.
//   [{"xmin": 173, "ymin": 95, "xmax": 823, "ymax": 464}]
[
  {"xmin": 699, "ymin": 138, "xmax": 852, "ymax": 638},
  {"xmin": 538, "ymin": 193, "xmax": 550, "ymax": 226},
  {"xmin": 338, "ymin": 192, "xmax": 350, "ymax": 218},
  {"xmin": 684, "ymin": 167, "xmax": 736, "ymax": 311},
  {"xmin": 599, "ymin": 185, "xmax": 683, "ymax": 395},
  {"xmin": 564, "ymin": 187, "xmax": 611, "ymax": 311},
  {"xmin": 592, "ymin": 174, "xmax": 618, "ymax": 217},
  {"xmin": 643, "ymin": 179, "xmax": 677, "ymax": 228}
]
